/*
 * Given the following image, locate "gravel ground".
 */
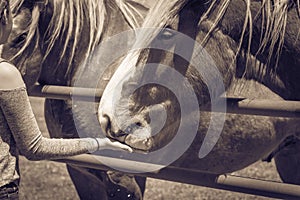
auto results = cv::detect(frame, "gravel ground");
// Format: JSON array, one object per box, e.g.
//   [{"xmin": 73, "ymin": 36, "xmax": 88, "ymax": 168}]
[{"xmin": 18, "ymin": 97, "xmax": 283, "ymax": 200}]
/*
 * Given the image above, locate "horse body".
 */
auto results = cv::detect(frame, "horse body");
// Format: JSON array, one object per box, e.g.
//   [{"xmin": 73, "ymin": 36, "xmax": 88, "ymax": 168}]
[
  {"xmin": 2, "ymin": 0, "xmax": 149, "ymax": 199},
  {"xmin": 216, "ymin": 0, "xmax": 300, "ymax": 100},
  {"xmin": 98, "ymin": 0, "xmax": 300, "ymax": 179}
]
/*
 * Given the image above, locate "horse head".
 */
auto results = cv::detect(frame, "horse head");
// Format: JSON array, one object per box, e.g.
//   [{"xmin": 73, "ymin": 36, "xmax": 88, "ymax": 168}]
[
  {"xmin": 98, "ymin": 0, "xmax": 233, "ymax": 154},
  {"xmin": 98, "ymin": 0, "xmax": 300, "ymax": 169}
]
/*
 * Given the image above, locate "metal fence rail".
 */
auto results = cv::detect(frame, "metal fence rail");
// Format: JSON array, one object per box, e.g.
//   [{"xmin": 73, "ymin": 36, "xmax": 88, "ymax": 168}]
[
  {"xmin": 29, "ymin": 84, "xmax": 300, "ymax": 118},
  {"xmin": 29, "ymin": 84, "xmax": 300, "ymax": 199},
  {"xmin": 54, "ymin": 154, "xmax": 300, "ymax": 199}
]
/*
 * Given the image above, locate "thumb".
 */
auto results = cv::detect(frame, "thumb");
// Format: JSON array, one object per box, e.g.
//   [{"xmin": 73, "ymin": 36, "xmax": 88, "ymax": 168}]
[
  {"xmin": 114, "ymin": 142, "xmax": 133, "ymax": 153},
  {"xmin": 118, "ymin": 142, "xmax": 133, "ymax": 153}
]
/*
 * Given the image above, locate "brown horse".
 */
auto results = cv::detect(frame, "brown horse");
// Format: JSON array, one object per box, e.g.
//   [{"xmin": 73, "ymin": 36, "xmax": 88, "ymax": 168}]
[
  {"xmin": 98, "ymin": 0, "xmax": 300, "ymax": 185},
  {"xmin": 1, "ymin": 0, "xmax": 150, "ymax": 199},
  {"xmin": 2, "ymin": 0, "xmax": 300, "ymax": 199}
]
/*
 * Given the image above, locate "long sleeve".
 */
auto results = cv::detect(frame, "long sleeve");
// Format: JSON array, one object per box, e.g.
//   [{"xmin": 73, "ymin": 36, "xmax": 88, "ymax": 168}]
[{"xmin": 0, "ymin": 86, "xmax": 99, "ymax": 161}]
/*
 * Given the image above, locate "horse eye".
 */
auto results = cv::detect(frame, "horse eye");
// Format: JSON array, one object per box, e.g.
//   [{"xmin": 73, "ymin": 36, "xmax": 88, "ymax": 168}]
[
  {"xmin": 11, "ymin": 33, "xmax": 27, "ymax": 48},
  {"xmin": 158, "ymin": 28, "xmax": 175, "ymax": 40}
]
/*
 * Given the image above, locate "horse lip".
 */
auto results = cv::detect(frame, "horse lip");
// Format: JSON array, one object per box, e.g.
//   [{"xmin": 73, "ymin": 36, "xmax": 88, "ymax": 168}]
[
  {"xmin": 124, "ymin": 134, "xmax": 153, "ymax": 151},
  {"xmin": 106, "ymin": 130, "xmax": 153, "ymax": 152}
]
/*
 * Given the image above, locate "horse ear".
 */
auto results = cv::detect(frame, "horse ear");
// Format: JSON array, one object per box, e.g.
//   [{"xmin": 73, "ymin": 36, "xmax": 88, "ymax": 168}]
[
  {"xmin": 180, "ymin": 0, "xmax": 209, "ymax": 19},
  {"xmin": 0, "ymin": 0, "xmax": 9, "ymax": 15},
  {"xmin": 24, "ymin": 0, "xmax": 45, "ymax": 2},
  {"xmin": 127, "ymin": 0, "xmax": 149, "ymax": 17},
  {"xmin": 0, "ymin": 0, "xmax": 7, "ymax": 10},
  {"xmin": 23, "ymin": 0, "xmax": 48, "ymax": 12},
  {"xmin": 0, "ymin": 1, "xmax": 12, "ymax": 46},
  {"xmin": 184, "ymin": 0, "xmax": 210, "ymax": 12},
  {"xmin": 0, "ymin": 0, "xmax": 11, "ymax": 26}
]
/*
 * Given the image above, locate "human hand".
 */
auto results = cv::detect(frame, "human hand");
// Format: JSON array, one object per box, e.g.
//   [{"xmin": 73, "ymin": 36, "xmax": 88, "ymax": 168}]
[{"xmin": 96, "ymin": 138, "xmax": 133, "ymax": 153}]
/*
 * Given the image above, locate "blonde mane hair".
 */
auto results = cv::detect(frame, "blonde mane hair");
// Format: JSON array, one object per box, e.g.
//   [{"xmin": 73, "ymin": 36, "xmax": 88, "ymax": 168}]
[
  {"xmin": 202, "ymin": 0, "xmax": 300, "ymax": 69},
  {"xmin": 117, "ymin": 0, "xmax": 300, "ymax": 77},
  {"xmin": 10, "ymin": 0, "xmax": 143, "ymax": 76},
  {"xmin": 10, "ymin": 0, "xmax": 300, "ymax": 77},
  {"xmin": 114, "ymin": 1, "xmax": 188, "ymax": 75}
]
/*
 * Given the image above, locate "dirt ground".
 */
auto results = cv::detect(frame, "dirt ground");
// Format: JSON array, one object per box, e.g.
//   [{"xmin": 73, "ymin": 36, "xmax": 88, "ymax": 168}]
[{"xmin": 18, "ymin": 97, "xmax": 282, "ymax": 200}]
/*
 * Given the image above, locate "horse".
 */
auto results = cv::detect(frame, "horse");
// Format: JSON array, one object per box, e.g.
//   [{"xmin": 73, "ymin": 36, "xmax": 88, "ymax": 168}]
[
  {"xmin": 97, "ymin": 0, "xmax": 300, "ymax": 186},
  {"xmin": 1, "ymin": 0, "xmax": 151, "ymax": 199},
  {"xmin": 2, "ymin": 0, "xmax": 300, "ymax": 199}
]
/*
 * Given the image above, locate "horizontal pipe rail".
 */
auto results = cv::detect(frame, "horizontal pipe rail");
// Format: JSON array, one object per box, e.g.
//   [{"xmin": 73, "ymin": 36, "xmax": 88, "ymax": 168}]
[
  {"xmin": 54, "ymin": 154, "xmax": 300, "ymax": 199},
  {"xmin": 29, "ymin": 85, "xmax": 104, "ymax": 102},
  {"xmin": 32, "ymin": 84, "xmax": 300, "ymax": 198},
  {"xmin": 29, "ymin": 84, "xmax": 300, "ymax": 118}
]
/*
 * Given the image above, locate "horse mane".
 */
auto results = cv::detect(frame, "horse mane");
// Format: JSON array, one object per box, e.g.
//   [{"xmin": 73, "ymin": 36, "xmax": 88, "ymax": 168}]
[
  {"xmin": 10, "ymin": 0, "xmax": 300, "ymax": 78},
  {"xmin": 10, "ymin": 0, "xmax": 143, "ymax": 77},
  {"xmin": 103, "ymin": 0, "xmax": 300, "ymax": 107},
  {"xmin": 117, "ymin": 0, "xmax": 300, "ymax": 81},
  {"xmin": 202, "ymin": 0, "xmax": 300, "ymax": 72}
]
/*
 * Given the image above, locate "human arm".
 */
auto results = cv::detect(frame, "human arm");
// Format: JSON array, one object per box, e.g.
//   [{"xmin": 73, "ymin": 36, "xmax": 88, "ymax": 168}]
[{"xmin": 0, "ymin": 62, "xmax": 132, "ymax": 160}]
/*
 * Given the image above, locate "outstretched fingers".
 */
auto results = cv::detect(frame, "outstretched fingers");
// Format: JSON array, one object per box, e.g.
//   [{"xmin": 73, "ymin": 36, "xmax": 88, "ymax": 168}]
[
  {"xmin": 98, "ymin": 138, "xmax": 133, "ymax": 153},
  {"xmin": 110, "ymin": 140, "xmax": 133, "ymax": 153}
]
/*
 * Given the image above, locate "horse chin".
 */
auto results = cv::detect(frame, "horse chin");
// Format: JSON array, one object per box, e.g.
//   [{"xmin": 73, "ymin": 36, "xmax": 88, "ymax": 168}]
[{"xmin": 124, "ymin": 128, "xmax": 154, "ymax": 152}]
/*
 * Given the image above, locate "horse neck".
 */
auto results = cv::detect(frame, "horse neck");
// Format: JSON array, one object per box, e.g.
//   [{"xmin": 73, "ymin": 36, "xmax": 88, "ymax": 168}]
[
  {"xmin": 38, "ymin": 3, "xmax": 136, "ymax": 87},
  {"xmin": 210, "ymin": 1, "xmax": 300, "ymax": 100}
]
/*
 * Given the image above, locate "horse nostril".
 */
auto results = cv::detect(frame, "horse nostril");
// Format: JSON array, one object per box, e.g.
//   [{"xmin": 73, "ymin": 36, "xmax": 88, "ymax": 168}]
[
  {"xmin": 111, "ymin": 130, "xmax": 127, "ymax": 138},
  {"xmin": 99, "ymin": 114, "xmax": 111, "ymax": 134},
  {"xmin": 135, "ymin": 122, "xmax": 142, "ymax": 127},
  {"xmin": 99, "ymin": 114, "xmax": 127, "ymax": 139}
]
